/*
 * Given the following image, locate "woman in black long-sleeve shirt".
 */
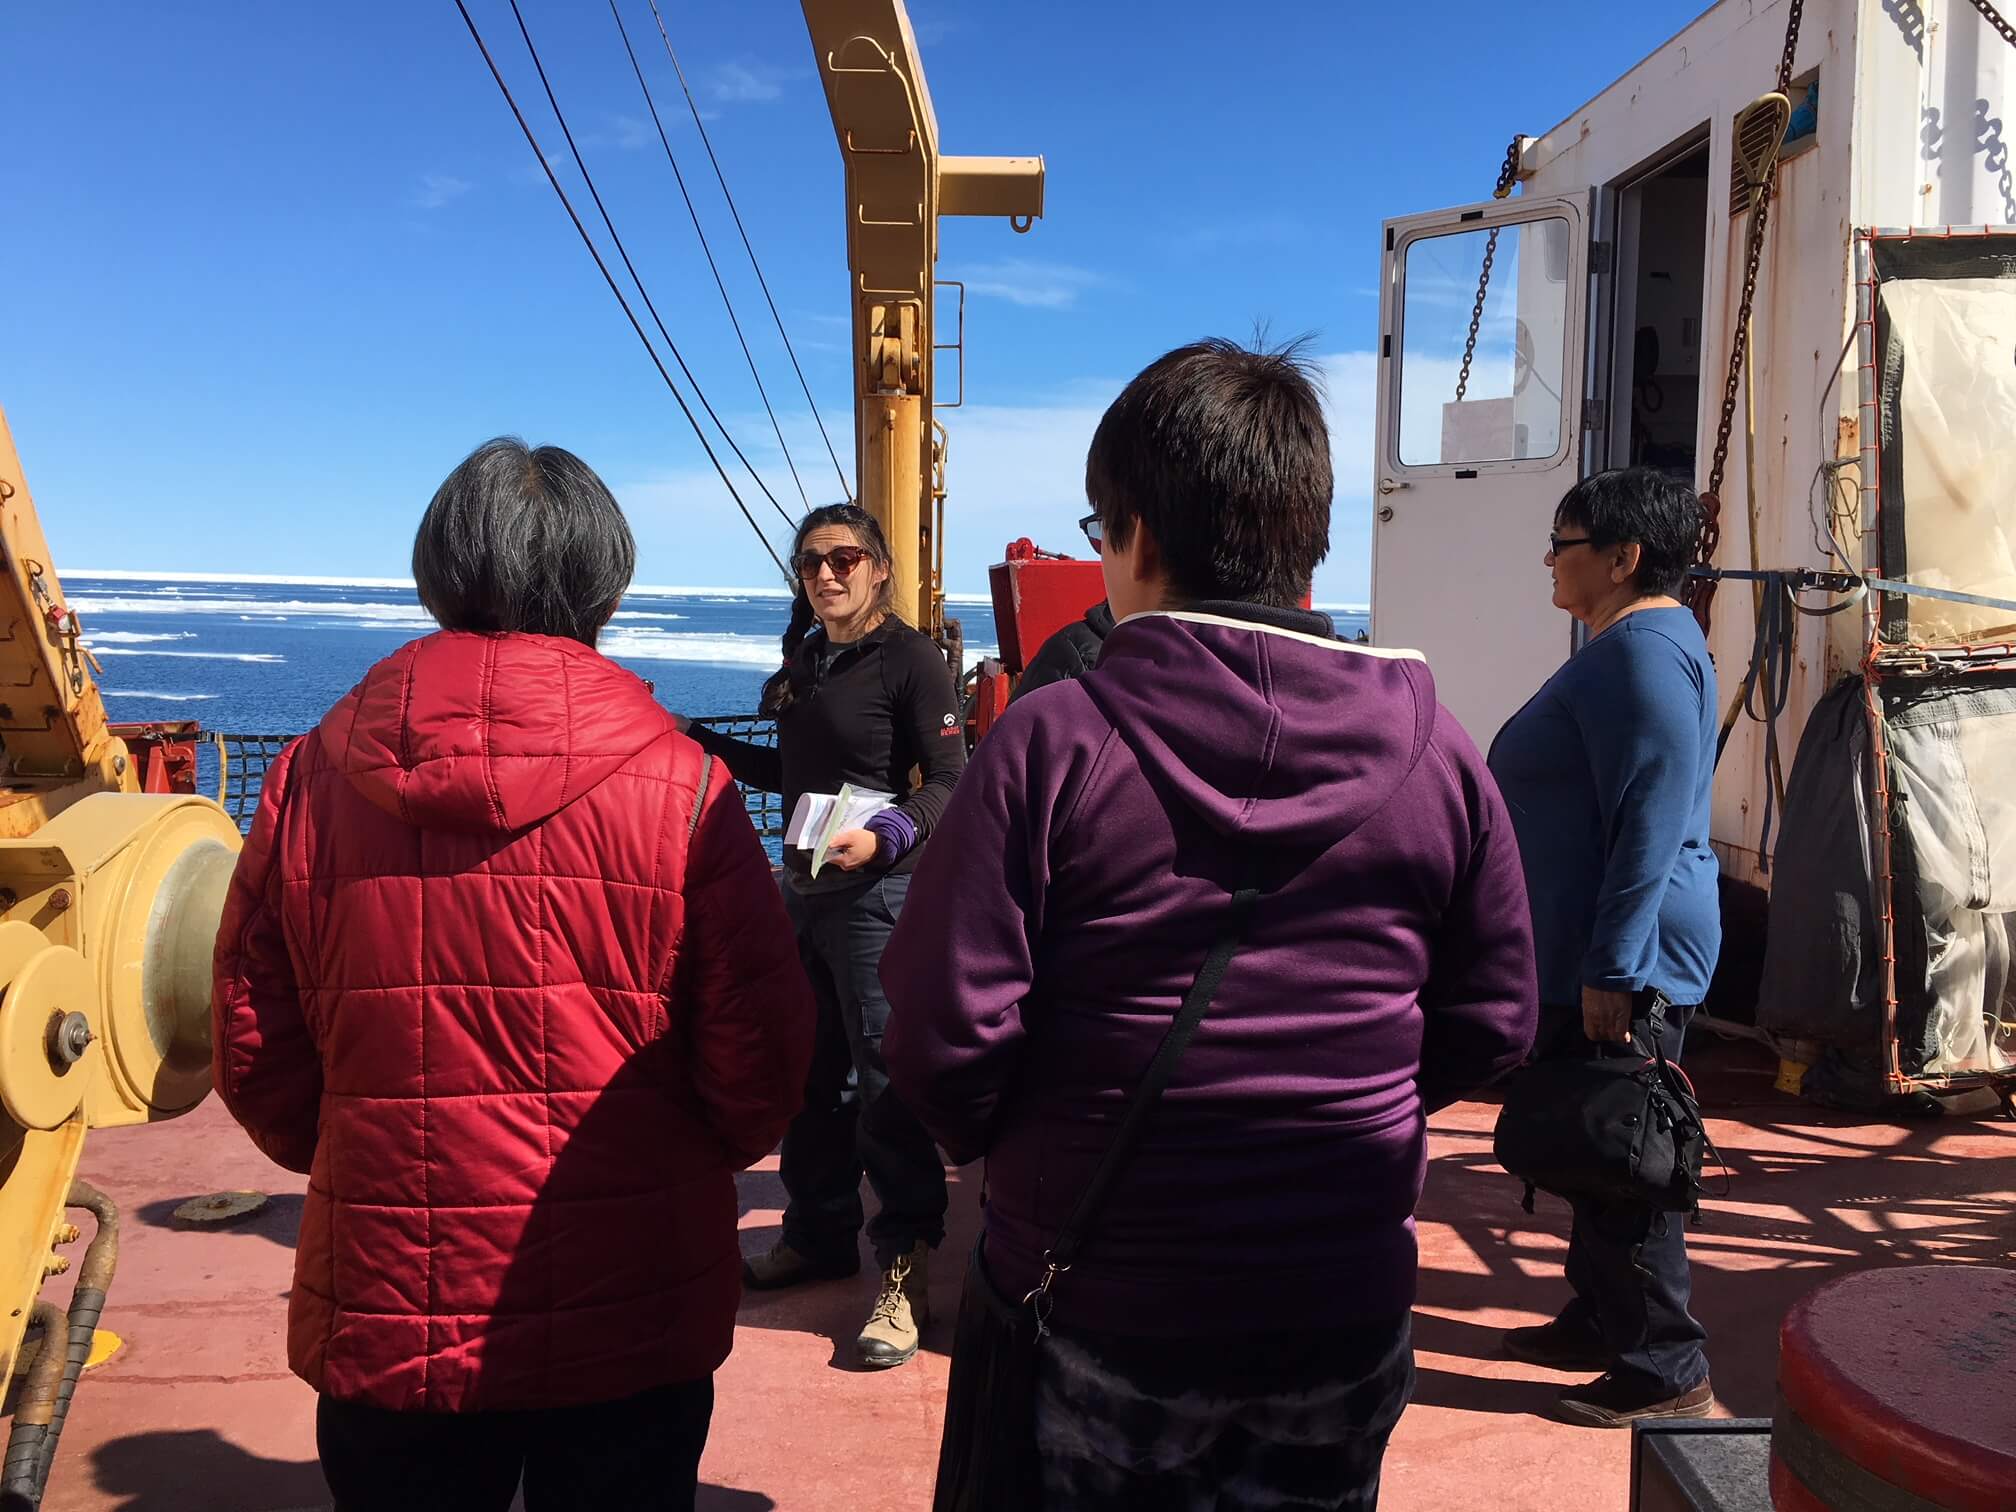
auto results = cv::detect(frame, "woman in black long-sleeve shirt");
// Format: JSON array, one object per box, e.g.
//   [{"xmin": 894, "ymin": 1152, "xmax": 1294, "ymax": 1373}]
[{"xmin": 676, "ymin": 503, "xmax": 964, "ymax": 1370}]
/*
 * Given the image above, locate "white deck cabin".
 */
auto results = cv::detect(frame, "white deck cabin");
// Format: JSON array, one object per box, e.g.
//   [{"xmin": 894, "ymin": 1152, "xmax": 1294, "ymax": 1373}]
[{"xmin": 1372, "ymin": 0, "xmax": 2016, "ymax": 893}]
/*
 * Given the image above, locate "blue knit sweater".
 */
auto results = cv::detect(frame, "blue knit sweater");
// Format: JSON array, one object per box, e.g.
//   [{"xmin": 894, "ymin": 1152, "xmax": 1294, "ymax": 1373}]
[{"xmin": 1487, "ymin": 606, "xmax": 1722, "ymax": 1007}]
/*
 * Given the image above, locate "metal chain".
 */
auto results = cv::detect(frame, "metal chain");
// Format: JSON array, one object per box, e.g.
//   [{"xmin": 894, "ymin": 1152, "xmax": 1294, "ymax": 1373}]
[
  {"xmin": 1969, "ymin": 0, "xmax": 2016, "ymax": 51},
  {"xmin": 1454, "ymin": 137, "xmax": 1526, "ymax": 403},
  {"xmin": 1704, "ymin": 0, "xmax": 1804, "ymax": 496},
  {"xmin": 1689, "ymin": 0, "xmax": 2010, "ymax": 631},
  {"xmin": 1773, "ymin": 0, "xmax": 1806, "ymax": 92},
  {"xmin": 1687, "ymin": 0, "xmax": 1806, "ymax": 633}
]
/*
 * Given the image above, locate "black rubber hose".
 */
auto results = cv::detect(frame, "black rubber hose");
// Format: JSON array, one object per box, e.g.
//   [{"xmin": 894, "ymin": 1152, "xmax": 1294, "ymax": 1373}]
[
  {"xmin": 32, "ymin": 1182, "xmax": 118, "ymax": 1499},
  {"xmin": 0, "ymin": 1299, "xmax": 71, "ymax": 1510}
]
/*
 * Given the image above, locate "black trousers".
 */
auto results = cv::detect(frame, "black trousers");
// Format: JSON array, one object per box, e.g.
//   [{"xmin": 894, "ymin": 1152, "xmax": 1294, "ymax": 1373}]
[
  {"xmin": 1034, "ymin": 1313, "xmax": 1415, "ymax": 1510},
  {"xmin": 317, "ymin": 1377, "xmax": 713, "ymax": 1512},
  {"xmin": 779, "ymin": 872, "xmax": 948, "ymax": 1267},
  {"xmin": 1539, "ymin": 996, "xmax": 1710, "ymax": 1397}
]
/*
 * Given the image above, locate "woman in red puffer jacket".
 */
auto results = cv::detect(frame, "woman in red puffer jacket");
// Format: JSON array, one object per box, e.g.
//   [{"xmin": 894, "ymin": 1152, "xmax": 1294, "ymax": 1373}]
[{"xmin": 211, "ymin": 438, "xmax": 814, "ymax": 1512}]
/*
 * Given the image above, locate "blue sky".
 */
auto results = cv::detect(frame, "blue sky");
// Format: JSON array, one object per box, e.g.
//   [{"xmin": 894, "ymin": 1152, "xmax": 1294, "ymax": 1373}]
[{"xmin": 4, "ymin": 1, "xmax": 1708, "ymax": 601}]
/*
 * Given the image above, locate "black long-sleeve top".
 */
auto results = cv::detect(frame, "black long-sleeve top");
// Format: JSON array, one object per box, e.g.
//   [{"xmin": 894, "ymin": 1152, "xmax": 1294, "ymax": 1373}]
[{"xmin": 689, "ymin": 617, "xmax": 967, "ymax": 895}]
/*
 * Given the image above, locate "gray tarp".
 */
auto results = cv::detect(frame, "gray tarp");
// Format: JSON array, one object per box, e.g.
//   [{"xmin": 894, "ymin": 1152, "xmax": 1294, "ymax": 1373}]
[{"xmin": 1758, "ymin": 674, "xmax": 2016, "ymax": 1105}]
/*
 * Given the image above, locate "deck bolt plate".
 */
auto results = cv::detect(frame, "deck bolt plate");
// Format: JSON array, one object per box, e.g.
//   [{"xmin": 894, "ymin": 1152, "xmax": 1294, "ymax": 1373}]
[{"xmin": 172, "ymin": 1190, "xmax": 270, "ymax": 1225}]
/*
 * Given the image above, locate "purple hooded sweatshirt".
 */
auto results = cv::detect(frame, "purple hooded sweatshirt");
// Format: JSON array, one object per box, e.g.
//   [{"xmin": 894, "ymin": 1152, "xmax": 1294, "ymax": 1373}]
[{"xmin": 880, "ymin": 603, "xmax": 1537, "ymax": 1337}]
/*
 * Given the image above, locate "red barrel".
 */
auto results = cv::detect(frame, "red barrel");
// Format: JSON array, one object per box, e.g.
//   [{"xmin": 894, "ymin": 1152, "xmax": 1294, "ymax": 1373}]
[{"xmin": 1771, "ymin": 1265, "xmax": 2016, "ymax": 1511}]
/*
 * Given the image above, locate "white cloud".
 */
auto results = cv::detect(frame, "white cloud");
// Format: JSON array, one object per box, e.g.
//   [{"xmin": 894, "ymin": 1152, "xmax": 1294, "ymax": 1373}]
[
  {"xmin": 608, "ymin": 353, "xmax": 1385, "ymax": 605},
  {"xmin": 959, "ymin": 259, "xmax": 1106, "ymax": 310},
  {"xmin": 1321, "ymin": 351, "xmax": 1378, "ymax": 501},
  {"xmin": 512, "ymin": 151, "xmax": 576, "ymax": 189},
  {"xmin": 711, "ymin": 62, "xmax": 795, "ymax": 104},
  {"xmin": 411, "ymin": 173, "xmax": 472, "ymax": 210},
  {"xmin": 588, "ymin": 114, "xmax": 656, "ymax": 151}
]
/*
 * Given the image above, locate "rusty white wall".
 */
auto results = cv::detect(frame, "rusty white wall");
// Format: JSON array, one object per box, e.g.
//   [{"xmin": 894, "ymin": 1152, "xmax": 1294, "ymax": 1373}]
[
  {"xmin": 1527, "ymin": 0, "xmax": 1869, "ymax": 888},
  {"xmin": 1470, "ymin": 0, "xmax": 2014, "ymax": 887}
]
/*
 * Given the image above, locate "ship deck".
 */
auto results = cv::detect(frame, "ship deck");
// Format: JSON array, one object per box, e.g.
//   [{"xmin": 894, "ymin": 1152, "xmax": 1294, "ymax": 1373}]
[{"xmin": 22, "ymin": 1033, "xmax": 2016, "ymax": 1512}]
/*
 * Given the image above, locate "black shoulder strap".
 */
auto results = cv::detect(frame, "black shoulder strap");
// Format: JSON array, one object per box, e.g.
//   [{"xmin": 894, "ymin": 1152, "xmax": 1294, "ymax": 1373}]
[{"xmin": 1041, "ymin": 870, "xmax": 1262, "ymax": 1279}]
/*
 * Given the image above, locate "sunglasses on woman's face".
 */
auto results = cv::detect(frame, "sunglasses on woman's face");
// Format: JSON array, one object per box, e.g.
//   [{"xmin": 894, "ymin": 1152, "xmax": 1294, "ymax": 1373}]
[
  {"xmin": 1079, "ymin": 511, "xmax": 1105, "ymax": 552},
  {"xmin": 1548, "ymin": 533, "xmax": 1593, "ymax": 556},
  {"xmin": 793, "ymin": 545, "xmax": 873, "ymax": 581}
]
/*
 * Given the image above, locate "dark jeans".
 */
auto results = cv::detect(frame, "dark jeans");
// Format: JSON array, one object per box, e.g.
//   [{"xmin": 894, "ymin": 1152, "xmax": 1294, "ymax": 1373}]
[
  {"xmin": 317, "ymin": 1377, "xmax": 713, "ymax": 1512},
  {"xmin": 1539, "ymin": 995, "xmax": 1711, "ymax": 1398},
  {"xmin": 780, "ymin": 871, "xmax": 948, "ymax": 1267},
  {"xmin": 1035, "ymin": 1312, "xmax": 1414, "ymax": 1510}
]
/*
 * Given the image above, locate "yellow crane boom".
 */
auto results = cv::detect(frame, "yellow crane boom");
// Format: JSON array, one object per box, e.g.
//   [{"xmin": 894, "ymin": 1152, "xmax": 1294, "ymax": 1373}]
[
  {"xmin": 800, "ymin": 0, "xmax": 1044, "ymax": 640},
  {"xmin": 0, "ymin": 407, "xmax": 241, "ymax": 1506}
]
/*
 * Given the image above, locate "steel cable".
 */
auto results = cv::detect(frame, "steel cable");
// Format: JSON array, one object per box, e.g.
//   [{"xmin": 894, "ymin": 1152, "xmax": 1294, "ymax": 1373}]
[
  {"xmin": 501, "ymin": 0, "xmax": 797, "ymax": 529},
  {"xmin": 608, "ymin": 0, "xmax": 813, "ymax": 513},
  {"xmin": 451, "ymin": 0, "xmax": 789, "ymax": 577},
  {"xmin": 646, "ymin": 0, "xmax": 854, "ymax": 500}
]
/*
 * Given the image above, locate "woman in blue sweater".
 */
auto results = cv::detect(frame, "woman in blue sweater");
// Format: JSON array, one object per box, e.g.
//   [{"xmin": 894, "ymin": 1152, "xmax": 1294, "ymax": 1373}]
[{"xmin": 1487, "ymin": 467, "xmax": 1720, "ymax": 1428}]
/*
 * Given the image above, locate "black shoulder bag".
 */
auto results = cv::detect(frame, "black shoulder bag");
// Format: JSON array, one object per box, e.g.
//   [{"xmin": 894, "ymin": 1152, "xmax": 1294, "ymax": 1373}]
[
  {"xmin": 930, "ymin": 874, "xmax": 1261, "ymax": 1512},
  {"xmin": 1492, "ymin": 997, "xmax": 1719, "ymax": 1216}
]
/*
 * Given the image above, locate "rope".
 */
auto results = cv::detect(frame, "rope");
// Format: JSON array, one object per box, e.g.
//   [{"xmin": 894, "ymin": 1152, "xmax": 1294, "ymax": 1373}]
[
  {"xmin": 1723, "ymin": 574, "xmax": 1794, "ymax": 868},
  {"xmin": 449, "ymin": 0, "xmax": 789, "ymax": 579},
  {"xmin": 1702, "ymin": 563, "xmax": 1864, "ymax": 867},
  {"xmin": 646, "ymin": 0, "xmax": 855, "ymax": 502},
  {"xmin": 607, "ymin": 0, "xmax": 813, "ymax": 513}
]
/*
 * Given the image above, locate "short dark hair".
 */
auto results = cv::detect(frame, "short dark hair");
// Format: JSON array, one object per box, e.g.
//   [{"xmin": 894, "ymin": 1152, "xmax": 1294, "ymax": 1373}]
[
  {"xmin": 1554, "ymin": 468, "xmax": 1703, "ymax": 598},
  {"xmin": 413, "ymin": 438, "xmax": 636, "ymax": 647},
  {"xmin": 1086, "ymin": 337, "xmax": 1332, "ymax": 607}
]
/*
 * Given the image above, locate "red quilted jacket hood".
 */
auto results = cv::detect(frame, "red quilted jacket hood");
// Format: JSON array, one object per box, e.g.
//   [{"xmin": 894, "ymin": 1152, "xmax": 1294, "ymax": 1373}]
[{"xmin": 319, "ymin": 631, "xmax": 673, "ymax": 834}]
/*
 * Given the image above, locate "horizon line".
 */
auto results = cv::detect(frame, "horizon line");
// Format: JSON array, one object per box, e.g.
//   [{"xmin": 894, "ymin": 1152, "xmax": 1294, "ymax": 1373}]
[{"xmin": 65, "ymin": 569, "xmax": 1371, "ymax": 615}]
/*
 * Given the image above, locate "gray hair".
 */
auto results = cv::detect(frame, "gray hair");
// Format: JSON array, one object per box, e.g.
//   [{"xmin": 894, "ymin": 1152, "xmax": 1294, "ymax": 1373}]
[{"xmin": 413, "ymin": 437, "xmax": 636, "ymax": 648}]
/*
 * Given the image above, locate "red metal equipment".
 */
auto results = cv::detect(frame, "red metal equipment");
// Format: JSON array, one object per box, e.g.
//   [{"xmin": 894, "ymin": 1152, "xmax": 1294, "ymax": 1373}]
[
  {"xmin": 967, "ymin": 539, "xmax": 1105, "ymax": 741},
  {"xmin": 1770, "ymin": 1264, "xmax": 2016, "ymax": 1510},
  {"xmin": 108, "ymin": 721, "xmax": 201, "ymax": 796},
  {"xmin": 968, "ymin": 536, "xmax": 1323, "ymax": 743},
  {"xmin": 967, "ymin": 662, "xmax": 1013, "ymax": 743},
  {"xmin": 988, "ymin": 538, "xmax": 1106, "ymax": 675}
]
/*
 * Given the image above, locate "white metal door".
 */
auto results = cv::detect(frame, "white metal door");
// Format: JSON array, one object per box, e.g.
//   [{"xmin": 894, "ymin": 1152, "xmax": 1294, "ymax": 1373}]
[{"xmin": 1372, "ymin": 192, "xmax": 1592, "ymax": 748}]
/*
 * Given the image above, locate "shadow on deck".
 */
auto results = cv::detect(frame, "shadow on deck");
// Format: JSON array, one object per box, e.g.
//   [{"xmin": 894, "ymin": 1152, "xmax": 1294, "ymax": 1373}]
[{"xmin": 29, "ymin": 1035, "xmax": 2016, "ymax": 1512}]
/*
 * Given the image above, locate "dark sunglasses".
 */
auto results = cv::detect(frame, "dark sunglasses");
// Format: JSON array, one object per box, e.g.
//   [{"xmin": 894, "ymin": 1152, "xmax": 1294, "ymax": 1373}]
[
  {"xmin": 1548, "ymin": 533, "xmax": 1593, "ymax": 555},
  {"xmin": 793, "ymin": 544, "xmax": 873, "ymax": 581},
  {"xmin": 1079, "ymin": 511, "xmax": 1105, "ymax": 551}
]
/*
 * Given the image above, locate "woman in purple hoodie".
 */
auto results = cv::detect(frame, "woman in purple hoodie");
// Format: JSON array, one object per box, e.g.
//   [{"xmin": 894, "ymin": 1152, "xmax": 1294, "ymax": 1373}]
[{"xmin": 881, "ymin": 339, "xmax": 1538, "ymax": 1509}]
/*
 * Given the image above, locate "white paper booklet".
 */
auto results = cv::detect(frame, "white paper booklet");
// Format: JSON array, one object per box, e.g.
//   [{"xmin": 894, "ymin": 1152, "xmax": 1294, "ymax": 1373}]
[{"xmin": 784, "ymin": 784, "xmax": 894, "ymax": 875}]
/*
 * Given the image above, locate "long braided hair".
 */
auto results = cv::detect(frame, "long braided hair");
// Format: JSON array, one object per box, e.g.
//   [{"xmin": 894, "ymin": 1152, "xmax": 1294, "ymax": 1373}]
[{"xmin": 760, "ymin": 503, "xmax": 898, "ymax": 714}]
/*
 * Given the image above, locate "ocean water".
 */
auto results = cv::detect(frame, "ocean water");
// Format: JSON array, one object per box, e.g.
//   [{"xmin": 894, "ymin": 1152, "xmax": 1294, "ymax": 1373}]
[
  {"xmin": 75, "ymin": 574, "xmax": 1371, "ymax": 743},
  {"xmin": 72, "ymin": 574, "xmax": 1003, "ymax": 739},
  {"xmin": 74, "ymin": 574, "xmax": 1370, "ymax": 847}
]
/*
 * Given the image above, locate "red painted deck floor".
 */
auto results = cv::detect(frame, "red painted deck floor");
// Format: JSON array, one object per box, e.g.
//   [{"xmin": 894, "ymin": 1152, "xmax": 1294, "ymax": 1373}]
[{"xmin": 23, "ymin": 1035, "xmax": 2016, "ymax": 1512}]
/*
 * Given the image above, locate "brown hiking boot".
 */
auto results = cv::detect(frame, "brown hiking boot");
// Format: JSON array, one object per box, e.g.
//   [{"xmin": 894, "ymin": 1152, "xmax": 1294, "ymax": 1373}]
[
  {"xmin": 855, "ymin": 1244, "xmax": 931, "ymax": 1368},
  {"xmin": 1553, "ymin": 1373, "xmax": 1715, "ymax": 1428},
  {"xmin": 742, "ymin": 1238, "xmax": 859, "ymax": 1292}
]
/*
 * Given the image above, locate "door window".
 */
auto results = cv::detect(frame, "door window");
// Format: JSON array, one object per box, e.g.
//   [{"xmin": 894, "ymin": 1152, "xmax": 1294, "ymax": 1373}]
[{"xmin": 1397, "ymin": 217, "xmax": 1573, "ymax": 467}]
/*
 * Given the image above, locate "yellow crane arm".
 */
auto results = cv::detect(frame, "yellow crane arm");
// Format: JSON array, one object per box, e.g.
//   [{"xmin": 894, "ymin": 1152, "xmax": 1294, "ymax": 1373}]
[
  {"xmin": 0, "ymin": 409, "xmax": 131, "ymax": 815},
  {"xmin": 800, "ymin": 0, "xmax": 1044, "ymax": 640},
  {"xmin": 0, "ymin": 405, "xmax": 242, "ymax": 1504}
]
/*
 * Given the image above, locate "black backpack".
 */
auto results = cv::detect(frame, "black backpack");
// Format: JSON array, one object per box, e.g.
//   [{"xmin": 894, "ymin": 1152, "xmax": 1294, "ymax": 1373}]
[{"xmin": 1492, "ymin": 1001, "xmax": 1717, "ymax": 1215}]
